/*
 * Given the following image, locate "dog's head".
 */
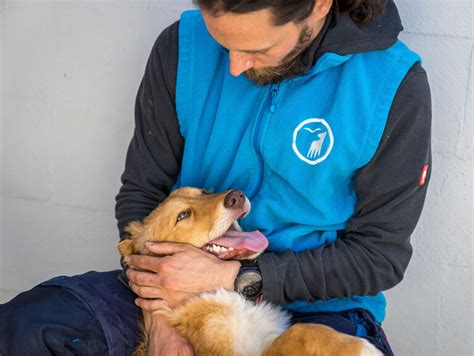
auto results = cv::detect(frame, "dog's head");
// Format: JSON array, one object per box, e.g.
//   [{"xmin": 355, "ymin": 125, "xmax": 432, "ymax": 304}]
[{"xmin": 118, "ymin": 187, "xmax": 268, "ymax": 260}]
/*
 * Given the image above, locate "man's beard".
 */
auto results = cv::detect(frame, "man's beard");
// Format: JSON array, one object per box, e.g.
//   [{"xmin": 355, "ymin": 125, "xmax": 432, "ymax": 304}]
[{"xmin": 244, "ymin": 24, "xmax": 315, "ymax": 86}]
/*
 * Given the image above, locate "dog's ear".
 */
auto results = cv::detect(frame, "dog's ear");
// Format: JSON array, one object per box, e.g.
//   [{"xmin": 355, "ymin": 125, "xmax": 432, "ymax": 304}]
[
  {"xmin": 117, "ymin": 239, "xmax": 135, "ymax": 257},
  {"xmin": 117, "ymin": 221, "xmax": 146, "ymax": 257},
  {"xmin": 126, "ymin": 221, "xmax": 145, "ymax": 239}
]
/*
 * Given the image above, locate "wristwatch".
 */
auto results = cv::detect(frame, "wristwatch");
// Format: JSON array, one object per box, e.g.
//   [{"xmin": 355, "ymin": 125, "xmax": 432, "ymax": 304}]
[{"xmin": 234, "ymin": 259, "xmax": 263, "ymax": 301}]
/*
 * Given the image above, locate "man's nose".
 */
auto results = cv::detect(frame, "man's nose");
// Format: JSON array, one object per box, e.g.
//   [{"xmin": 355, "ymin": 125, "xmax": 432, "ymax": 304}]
[{"xmin": 229, "ymin": 51, "xmax": 254, "ymax": 76}]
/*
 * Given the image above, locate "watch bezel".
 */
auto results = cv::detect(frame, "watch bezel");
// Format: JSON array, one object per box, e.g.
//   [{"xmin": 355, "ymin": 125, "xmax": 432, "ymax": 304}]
[{"xmin": 235, "ymin": 265, "xmax": 263, "ymax": 300}]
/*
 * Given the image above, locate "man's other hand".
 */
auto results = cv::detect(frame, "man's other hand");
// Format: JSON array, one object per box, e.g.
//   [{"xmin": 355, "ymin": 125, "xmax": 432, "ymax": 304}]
[{"xmin": 144, "ymin": 311, "xmax": 193, "ymax": 356}]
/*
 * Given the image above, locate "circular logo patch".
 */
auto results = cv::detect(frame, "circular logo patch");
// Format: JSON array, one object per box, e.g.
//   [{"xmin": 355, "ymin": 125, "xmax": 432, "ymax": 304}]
[{"xmin": 292, "ymin": 118, "xmax": 334, "ymax": 165}]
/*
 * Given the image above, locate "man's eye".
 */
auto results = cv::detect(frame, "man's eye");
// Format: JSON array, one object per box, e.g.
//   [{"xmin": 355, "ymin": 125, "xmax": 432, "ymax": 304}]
[{"xmin": 177, "ymin": 210, "xmax": 191, "ymax": 222}]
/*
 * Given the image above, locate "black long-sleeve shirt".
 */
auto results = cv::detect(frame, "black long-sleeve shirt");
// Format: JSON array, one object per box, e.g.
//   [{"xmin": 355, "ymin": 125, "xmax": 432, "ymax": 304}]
[{"xmin": 116, "ymin": 2, "xmax": 431, "ymax": 304}]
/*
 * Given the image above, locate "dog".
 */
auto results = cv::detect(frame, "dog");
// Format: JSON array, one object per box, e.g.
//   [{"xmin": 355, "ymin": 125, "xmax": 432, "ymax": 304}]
[{"xmin": 118, "ymin": 187, "xmax": 382, "ymax": 356}]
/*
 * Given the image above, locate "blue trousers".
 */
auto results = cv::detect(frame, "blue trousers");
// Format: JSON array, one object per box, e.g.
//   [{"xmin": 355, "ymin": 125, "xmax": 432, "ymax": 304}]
[{"xmin": 0, "ymin": 271, "xmax": 393, "ymax": 355}]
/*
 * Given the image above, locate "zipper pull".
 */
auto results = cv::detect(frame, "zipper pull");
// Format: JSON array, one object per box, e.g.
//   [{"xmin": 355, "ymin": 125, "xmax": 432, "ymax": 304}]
[{"xmin": 269, "ymin": 84, "xmax": 279, "ymax": 113}]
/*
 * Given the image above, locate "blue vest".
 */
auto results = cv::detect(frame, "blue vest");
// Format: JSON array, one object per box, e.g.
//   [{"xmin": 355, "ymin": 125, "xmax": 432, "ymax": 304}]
[{"xmin": 173, "ymin": 10, "xmax": 421, "ymax": 322}]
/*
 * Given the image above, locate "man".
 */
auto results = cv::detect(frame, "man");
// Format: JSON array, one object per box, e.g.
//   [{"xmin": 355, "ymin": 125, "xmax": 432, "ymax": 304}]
[{"xmin": 0, "ymin": 0, "xmax": 431, "ymax": 355}]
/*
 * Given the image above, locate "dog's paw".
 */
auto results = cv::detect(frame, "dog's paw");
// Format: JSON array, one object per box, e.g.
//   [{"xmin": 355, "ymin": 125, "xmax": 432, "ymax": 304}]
[{"xmin": 360, "ymin": 339, "xmax": 384, "ymax": 356}]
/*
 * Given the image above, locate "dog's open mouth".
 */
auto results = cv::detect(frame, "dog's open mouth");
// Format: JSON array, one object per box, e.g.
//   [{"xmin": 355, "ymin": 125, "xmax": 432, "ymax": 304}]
[
  {"xmin": 201, "ymin": 195, "xmax": 268, "ymax": 260},
  {"xmin": 203, "ymin": 227, "xmax": 269, "ymax": 260}
]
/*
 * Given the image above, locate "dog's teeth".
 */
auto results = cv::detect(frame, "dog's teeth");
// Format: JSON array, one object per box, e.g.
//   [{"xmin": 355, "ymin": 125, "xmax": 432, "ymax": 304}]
[
  {"xmin": 208, "ymin": 244, "xmax": 232, "ymax": 253},
  {"xmin": 206, "ymin": 244, "xmax": 233, "ymax": 254}
]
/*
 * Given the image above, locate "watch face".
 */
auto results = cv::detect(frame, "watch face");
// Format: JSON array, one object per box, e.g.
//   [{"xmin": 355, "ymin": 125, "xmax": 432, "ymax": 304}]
[{"xmin": 237, "ymin": 271, "xmax": 262, "ymax": 298}]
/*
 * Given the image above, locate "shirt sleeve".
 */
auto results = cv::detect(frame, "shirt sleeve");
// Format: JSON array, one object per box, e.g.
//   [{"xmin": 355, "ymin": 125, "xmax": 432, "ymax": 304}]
[
  {"xmin": 257, "ymin": 63, "xmax": 432, "ymax": 304},
  {"xmin": 115, "ymin": 21, "xmax": 182, "ymax": 243}
]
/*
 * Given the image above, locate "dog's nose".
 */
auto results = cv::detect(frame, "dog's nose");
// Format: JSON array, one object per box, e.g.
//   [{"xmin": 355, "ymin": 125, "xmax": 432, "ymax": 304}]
[{"xmin": 224, "ymin": 190, "xmax": 245, "ymax": 209}]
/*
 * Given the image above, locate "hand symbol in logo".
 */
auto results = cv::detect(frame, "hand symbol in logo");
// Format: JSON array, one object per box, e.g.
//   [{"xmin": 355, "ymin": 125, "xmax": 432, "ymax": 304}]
[{"xmin": 307, "ymin": 132, "xmax": 327, "ymax": 159}]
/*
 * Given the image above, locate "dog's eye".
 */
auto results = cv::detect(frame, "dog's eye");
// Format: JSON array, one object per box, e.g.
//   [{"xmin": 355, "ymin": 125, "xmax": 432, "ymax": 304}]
[
  {"xmin": 177, "ymin": 210, "xmax": 191, "ymax": 222},
  {"xmin": 201, "ymin": 189, "xmax": 212, "ymax": 195}
]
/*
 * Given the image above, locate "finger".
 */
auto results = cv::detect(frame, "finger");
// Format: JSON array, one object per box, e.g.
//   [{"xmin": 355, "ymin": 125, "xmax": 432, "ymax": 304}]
[
  {"xmin": 159, "ymin": 340, "xmax": 193, "ymax": 356},
  {"xmin": 145, "ymin": 242, "xmax": 193, "ymax": 255},
  {"xmin": 128, "ymin": 254, "xmax": 164, "ymax": 272},
  {"xmin": 171, "ymin": 344, "xmax": 194, "ymax": 356},
  {"xmin": 135, "ymin": 297, "xmax": 171, "ymax": 312},
  {"xmin": 178, "ymin": 344, "xmax": 194, "ymax": 356},
  {"xmin": 129, "ymin": 281, "xmax": 164, "ymax": 299},
  {"xmin": 126, "ymin": 269, "xmax": 159, "ymax": 287}
]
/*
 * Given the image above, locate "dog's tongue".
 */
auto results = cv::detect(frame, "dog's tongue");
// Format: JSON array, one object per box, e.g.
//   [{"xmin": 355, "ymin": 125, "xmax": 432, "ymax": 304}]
[{"xmin": 210, "ymin": 230, "xmax": 268, "ymax": 253}]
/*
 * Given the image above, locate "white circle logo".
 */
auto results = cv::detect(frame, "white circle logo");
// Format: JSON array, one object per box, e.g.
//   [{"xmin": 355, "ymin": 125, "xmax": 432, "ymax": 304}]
[{"xmin": 292, "ymin": 118, "xmax": 334, "ymax": 165}]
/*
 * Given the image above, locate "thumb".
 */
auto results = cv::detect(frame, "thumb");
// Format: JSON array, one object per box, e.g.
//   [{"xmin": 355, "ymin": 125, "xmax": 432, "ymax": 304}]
[{"xmin": 145, "ymin": 241, "xmax": 189, "ymax": 255}]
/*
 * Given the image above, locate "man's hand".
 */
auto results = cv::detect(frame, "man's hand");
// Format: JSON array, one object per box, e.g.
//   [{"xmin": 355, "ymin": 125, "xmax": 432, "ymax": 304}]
[
  {"xmin": 126, "ymin": 242, "xmax": 241, "ymax": 309},
  {"xmin": 144, "ymin": 311, "xmax": 193, "ymax": 356}
]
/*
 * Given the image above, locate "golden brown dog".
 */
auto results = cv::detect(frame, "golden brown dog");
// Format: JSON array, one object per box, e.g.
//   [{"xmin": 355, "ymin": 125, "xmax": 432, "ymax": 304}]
[{"xmin": 118, "ymin": 187, "xmax": 382, "ymax": 356}]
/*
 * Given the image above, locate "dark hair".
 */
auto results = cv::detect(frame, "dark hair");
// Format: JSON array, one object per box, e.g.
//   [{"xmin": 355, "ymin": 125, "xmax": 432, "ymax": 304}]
[
  {"xmin": 193, "ymin": 0, "xmax": 387, "ymax": 26},
  {"xmin": 335, "ymin": 0, "xmax": 387, "ymax": 25}
]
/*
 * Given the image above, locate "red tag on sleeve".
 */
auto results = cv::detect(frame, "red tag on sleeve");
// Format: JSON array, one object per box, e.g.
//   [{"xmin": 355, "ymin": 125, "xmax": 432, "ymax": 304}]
[{"xmin": 419, "ymin": 164, "xmax": 429, "ymax": 186}]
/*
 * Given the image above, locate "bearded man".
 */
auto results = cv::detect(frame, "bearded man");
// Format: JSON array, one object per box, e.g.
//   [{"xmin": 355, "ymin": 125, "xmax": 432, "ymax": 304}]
[{"xmin": 0, "ymin": 1, "xmax": 431, "ymax": 355}]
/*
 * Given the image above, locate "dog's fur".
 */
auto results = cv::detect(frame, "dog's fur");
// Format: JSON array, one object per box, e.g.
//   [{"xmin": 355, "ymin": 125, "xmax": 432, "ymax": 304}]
[{"xmin": 118, "ymin": 187, "xmax": 382, "ymax": 356}]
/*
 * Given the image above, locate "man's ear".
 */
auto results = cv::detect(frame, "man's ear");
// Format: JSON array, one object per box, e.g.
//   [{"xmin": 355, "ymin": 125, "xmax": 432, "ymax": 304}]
[{"xmin": 312, "ymin": 0, "xmax": 333, "ymax": 22}]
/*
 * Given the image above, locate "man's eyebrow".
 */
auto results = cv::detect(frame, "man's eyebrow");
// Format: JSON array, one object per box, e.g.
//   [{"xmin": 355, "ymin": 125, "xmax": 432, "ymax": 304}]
[
  {"xmin": 239, "ymin": 45, "xmax": 274, "ymax": 54},
  {"xmin": 219, "ymin": 44, "xmax": 274, "ymax": 54}
]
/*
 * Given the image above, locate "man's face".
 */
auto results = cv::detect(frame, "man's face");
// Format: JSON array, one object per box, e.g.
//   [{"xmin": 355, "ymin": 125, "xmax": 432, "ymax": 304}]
[{"xmin": 201, "ymin": 8, "xmax": 324, "ymax": 85}]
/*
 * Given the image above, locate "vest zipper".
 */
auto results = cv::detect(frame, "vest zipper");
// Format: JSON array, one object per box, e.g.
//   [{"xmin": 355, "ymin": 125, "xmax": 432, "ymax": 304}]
[
  {"xmin": 269, "ymin": 85, "xmax": 279, "ymax": 113},
  {"xmin": 250, "ymin": 83, "xmax": 280, "ymax": 199}
]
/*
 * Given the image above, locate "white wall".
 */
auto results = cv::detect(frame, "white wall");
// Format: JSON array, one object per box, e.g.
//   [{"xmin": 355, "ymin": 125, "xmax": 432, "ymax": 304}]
[
  {"xmin": 0, "ymin": 0, "xmax": 193, "ymax": 301},
  {"xmin": 0, "ymin": 1, "xmax": 472, "ymax": 355},
  {"xmin": 383, "ymin": 1, "xmax": 473, "ymax": 355}
]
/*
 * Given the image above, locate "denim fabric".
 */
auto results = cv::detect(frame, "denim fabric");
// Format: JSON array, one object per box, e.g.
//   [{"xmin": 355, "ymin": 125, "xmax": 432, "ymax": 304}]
[
  {"xmin": 0, "ymin": 270, "xmax": 393, "ymax": 355},
  {"xmin": 291, "ymin": 309, "xmax": 394, "ymax": 355},
  {"xmin": 0, "ymin": 270, "xmax": 141, "ymax": 356}
]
